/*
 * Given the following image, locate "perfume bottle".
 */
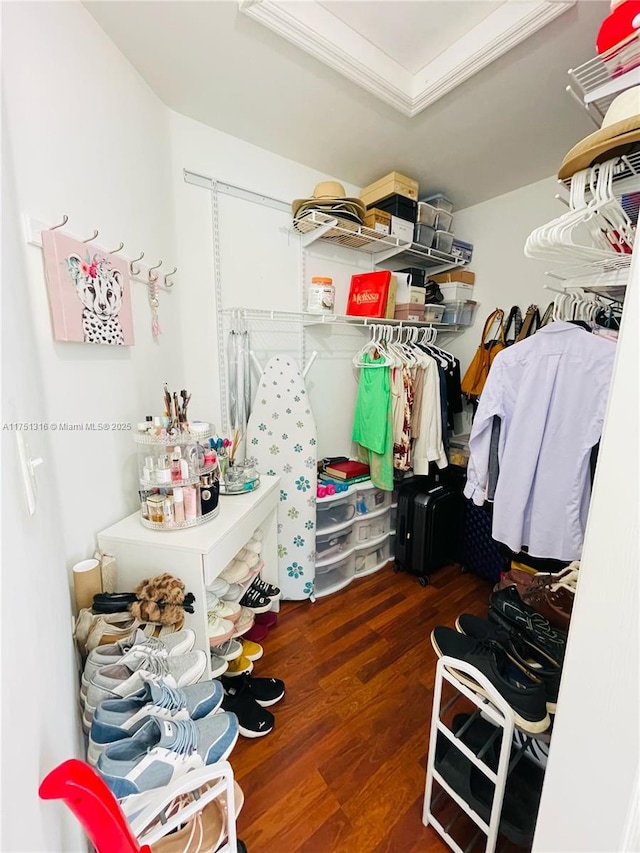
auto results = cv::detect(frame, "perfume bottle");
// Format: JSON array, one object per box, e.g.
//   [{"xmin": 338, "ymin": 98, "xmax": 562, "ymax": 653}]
[{"xmin": 199, "ymin": 474, "xmax": 219, "ymax": 516}]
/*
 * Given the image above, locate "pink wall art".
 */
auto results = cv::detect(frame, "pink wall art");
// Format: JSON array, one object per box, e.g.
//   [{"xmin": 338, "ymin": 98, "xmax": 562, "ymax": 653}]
[{"xmin": 42, "ymin": 229, "xmax": 134, "ymax": 346}]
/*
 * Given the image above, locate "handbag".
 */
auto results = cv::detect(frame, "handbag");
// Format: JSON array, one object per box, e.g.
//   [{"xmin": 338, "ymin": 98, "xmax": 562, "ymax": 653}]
[
  {"xmin": 504, "ymin": 305, "xmax": 523, "ymax": 345},
  {"xmin": 461, "ymin": 309, "xmax": 506, "ymax": 398},
  {"xmin": 515, "ymin": 305, "xmax": 541, "ymax": 341}
]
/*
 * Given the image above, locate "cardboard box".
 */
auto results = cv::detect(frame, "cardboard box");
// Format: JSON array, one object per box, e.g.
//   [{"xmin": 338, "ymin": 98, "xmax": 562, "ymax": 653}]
[
  {"xmin": 390, "ymin": 216, "xmax": 413, "ymax": 243},
  {"xmin": 409, "ymin": 286, "xmax": 426, "ymax": 306},
  {"xmin": 385, "ymin": 275, "xmax": 397, "ymax": 319},
  {"xmin": 430, "ymin": 270, "xmax": 476, "ymax": 285},
  {"xmin": 363, "ymin": 208, "xmax": 391, "ymax": 234},
  {"xmin": 360, "ymin": 171, "xmax": 419, "ymax": 207},
  {"xmin": 394, "ymin": 303, "xmax": 423, "ymax": 321}
]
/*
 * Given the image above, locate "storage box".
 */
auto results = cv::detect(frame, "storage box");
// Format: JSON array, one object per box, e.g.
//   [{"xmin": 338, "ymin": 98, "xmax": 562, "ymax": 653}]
[
  {"xmin": 451, "ymin": 239, "xmax": 474, "ymax": 263},
  {"xmin": 371, "ymin": 194, "xmax": 417, "ymax": 223},
  {"xmin": 434, "ymin": 209, "xmax": 454, "ymax": 232},
  {"xmin": 417, "ymin": 202, "xmax": 437, "ymax": 227},
  {"xmin": 430, "ymin": 270, "xmax": 476, "ymax": 285},
  {"xmin": 394, "ymin": 303, "xmax": 423, "ymax": 322},
  {"xmin": 354, "ymin": 538, "xmax": 391, "ymax": 575},
  {"xmin": 442, "ymin": 300, "xmax": 478, "ymax": 326},
  {"xmin": 390, "ymin": 216, "xmax": 414, "ymax": 242},
  {"xmin": 353, "ymin": 512, "xmax": 390, "ymax": 545},
  {"xmin": 360, "ymin": 171, "xmax": 419, "ymax": 207},
  {"xmin": 363, "ymin": 208, "xmax": 391, "ymax": 235},
  {"xmin": 409, "ymin": 285, "xmax": 426, "ymax": 305},
  {"xmin": 433, "ymin": 230, "xmax": 454, "ymax": 253},
  {"xmin": 439, "ymin": 282, "xmax": 474, "ymax": 302},
  {"xmin": 398, "ymin": 267, "xmax": 426, "ymax": 286},
  {"xmin": 346, "ymin": 270, "xmax": 392, "ymax": 318},
  {"xmin": 394, "ymin": 272, "xmax": 411, "ymax": 303},
  {"xmin": 424, "ymin": 304, "xmax": 445, "ymax": 322},
  {"xmin": 316, "ymin": 494, "xmax": 356, "ymax": 532},
  {"xmin": 413, "ymin": 223, "xmax": 435, "ymax": 248},
  {"xmin": 420, "ymin": 192, "xmax": 454, "ymax": 212}
]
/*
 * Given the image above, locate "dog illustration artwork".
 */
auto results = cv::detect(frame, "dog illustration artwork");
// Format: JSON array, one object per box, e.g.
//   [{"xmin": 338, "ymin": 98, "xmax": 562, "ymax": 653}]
[
  {"xmin": 42, "ymin": 229, "xmax": 134, "ymax": 346},
  {"xmin": 67, "ymin": 254, "xmax": 125, "ymax": 345}
]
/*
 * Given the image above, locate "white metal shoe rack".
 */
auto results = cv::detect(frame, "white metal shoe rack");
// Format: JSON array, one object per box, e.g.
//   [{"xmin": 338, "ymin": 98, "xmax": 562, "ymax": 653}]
[{"xmin": 422, "ymin": 656, "xmax": 550, "ymax": 853}]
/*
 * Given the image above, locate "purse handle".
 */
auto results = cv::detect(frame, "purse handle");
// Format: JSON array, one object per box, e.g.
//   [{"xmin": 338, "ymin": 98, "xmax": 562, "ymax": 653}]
[
  {"xmin": 504, "ymin": 305, "xmax": 523, "ymax": 343},
  {"xmin": 516, "ymin": 305, "xmax": 541, "ymax": 341},
  {"xmin": 481, "ymin": 308, "xmax": 506, "ymax": 346}
]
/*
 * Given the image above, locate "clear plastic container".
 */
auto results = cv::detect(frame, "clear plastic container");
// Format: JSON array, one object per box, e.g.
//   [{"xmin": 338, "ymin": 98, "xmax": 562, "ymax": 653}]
[
  {"xmin": 433, "ymin": 230, "xmax": 454, "ymax": 254},
  {"xmin": 416, "ymin": 202, "xmax": 437, "ymax": 227},
  {"xmin": 355, "ymin": 485, "xmax": 392, "ymax": 515},
  {"xmin": 354, "ymin": 537, "xmax": 391, "ymax": 575},
  {"xmin": 352, "ymin": 510, "xmax": 390, "ymax": 545},
  {"xmin": 420, "ymin": 193, "xmax": 454, "ymax": 213},
  {"xmin": 413, "ymin": 224, "xmax": 435, "ymax": 248},
  {"xmin": 442, "ymin": 300, "xmax": 478, "ymax": 326},
  {"xmin": 316, "ymin": 527, "xmax": 354, "ymax": 563},
  {"xmin": 307, "ymin": 277, "xmax": 335, "ymax": 314},
  {"xmin": 316, "ymin": 494, "xmax": 357, "ymax": 532},
  {"xmin": 434, "ymin": 209, "xmax": 454, "ymax": 232},
  {"xmin": 424, "ymin": 304, "xmax": 445, "ymax": 323},
  {"xmin": 315, "ymin": 553, "xmax": 355, "ymax": 596}
]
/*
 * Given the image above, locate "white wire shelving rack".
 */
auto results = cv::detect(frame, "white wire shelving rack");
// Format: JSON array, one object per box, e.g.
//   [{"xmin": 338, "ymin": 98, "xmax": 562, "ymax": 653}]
[
  {"xmin": 567, "ymin": 30, "xmax": 640, "ymax": 121},
  {"xmin": 423, "ymin": 656, "xmax": 550, "ymax": 853},
  {"xmin": 221, "ymin": 306, "xmax": 468, "ymax": 333}
]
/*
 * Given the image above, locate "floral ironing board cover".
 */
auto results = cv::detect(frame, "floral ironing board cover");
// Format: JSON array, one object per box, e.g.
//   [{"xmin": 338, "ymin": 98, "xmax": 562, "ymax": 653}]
[{"xmin": 245, "ymin": 356, "xmax": 317, "ymax": 600}]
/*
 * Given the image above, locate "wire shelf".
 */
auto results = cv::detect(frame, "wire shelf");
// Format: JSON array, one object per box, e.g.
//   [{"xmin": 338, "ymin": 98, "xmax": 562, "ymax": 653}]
[
  {"xmin": 292, "ymin": 210, "xmax": 407, "ymax": 254},
  {"xmin": 222, "ymin": 307, "xmax": 465, "ymax": 331},
  {"xmin": 569, "ymin": 31, "xmax": 640, "ymax": 117}
]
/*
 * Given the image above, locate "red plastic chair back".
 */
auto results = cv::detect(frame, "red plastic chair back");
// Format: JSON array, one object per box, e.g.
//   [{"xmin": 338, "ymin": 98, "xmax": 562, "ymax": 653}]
[{"xmin": 39, "ymin": 759, "xmax": 151, "ymax": 853}]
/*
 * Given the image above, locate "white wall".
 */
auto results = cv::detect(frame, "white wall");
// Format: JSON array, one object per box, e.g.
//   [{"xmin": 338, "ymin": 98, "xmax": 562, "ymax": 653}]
[
  {"xmin": 448, "ymin": 176, "xmax": 560, "ymax": 373},
  {"xmin": 1, "ymin": 3, "xmax": 182, "ymax": 849}
]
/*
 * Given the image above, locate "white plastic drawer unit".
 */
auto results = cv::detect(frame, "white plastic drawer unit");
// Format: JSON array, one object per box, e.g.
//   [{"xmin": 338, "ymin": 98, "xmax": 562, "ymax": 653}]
[
  {"xmin": 352, "ymin": 509, "xmax": 390, "ymax": 544},
  {"xmin": 315, "ymin": 553, "xmax": 355, "ymax": 597},
  {"xmin": 316, "ymin": 494, "xmax": 356, "ymax": 532},
  {"xmin": 315, "ymin": 526, "xmax": 354, "ymax": 563},
  {"xmin": 354, "ymin": 536, "xmax": 391, "ymax": 576},
  {"xmin": 355, "ymin": 484, "xmax": 392, "ymax": 515}
]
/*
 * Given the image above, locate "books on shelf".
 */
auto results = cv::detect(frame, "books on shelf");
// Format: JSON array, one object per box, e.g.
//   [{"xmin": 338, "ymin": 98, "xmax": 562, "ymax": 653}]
[
  {"xmin": 318, "ymin": 473, "xmax": 371, "ymax": 487},
  {"xmin": 323, "ymin": 460, "xmax": 370, "ymax": 480}
]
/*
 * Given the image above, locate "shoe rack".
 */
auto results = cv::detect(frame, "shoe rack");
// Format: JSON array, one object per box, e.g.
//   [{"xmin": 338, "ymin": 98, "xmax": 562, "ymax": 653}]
[{"xmin": 423, "ymin": 656, "xmax": 550, "ymax": 853}]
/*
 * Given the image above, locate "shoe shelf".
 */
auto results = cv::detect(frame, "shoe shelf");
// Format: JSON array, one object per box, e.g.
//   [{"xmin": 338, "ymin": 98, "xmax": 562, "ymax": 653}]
[{"xmin": 423, "ymin": 656, "xmax": 548, "ymax": 853}]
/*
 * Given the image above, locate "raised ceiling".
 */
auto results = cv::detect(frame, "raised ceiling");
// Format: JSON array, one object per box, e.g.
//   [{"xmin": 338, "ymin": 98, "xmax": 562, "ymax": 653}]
[{"xmin": 85, "ymin": 0, "xmax": 608, "ymax": 209}]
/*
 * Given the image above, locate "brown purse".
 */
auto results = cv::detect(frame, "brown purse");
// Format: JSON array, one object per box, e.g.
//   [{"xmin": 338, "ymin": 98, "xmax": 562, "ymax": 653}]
[{"xmin": 461, "ymin": 308, "xmax": 506, "ymax": 398}]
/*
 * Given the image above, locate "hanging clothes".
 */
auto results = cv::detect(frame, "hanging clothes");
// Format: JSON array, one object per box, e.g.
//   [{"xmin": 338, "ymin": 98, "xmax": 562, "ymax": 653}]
[
  {"xmin": 393, "ymin": 364, "xmax": 414, "ymax": 471},
  {"xmin": 352, "ymin": 352, "xmax": 394, "ymax": 490},
  {"xmin": 464, "ymin": 322, "xmax": 615, "ymax": 560},
  {"xmin": 412, "ymin": 353, "xmax": 447, "ymax": 474}
]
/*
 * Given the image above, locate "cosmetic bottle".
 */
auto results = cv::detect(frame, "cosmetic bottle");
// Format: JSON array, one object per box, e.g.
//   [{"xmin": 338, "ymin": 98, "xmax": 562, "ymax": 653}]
[
  {"xmin": 163, "ymin": 496, "xmax": 174, "ymax": 525},
  {"xmin": 146, "ymin": 494, "xmax": 165, "ymax": 523},
  {"xmin": 183, "ymin": 486, "xmax": 197, "ymax": 522},
  {"xmin": 138, "ymin": 422, "xmax": 150, "ymax": 434},
  {"xmin": 171, "ymin": 449, "xmax": 183, "ymax": 482},
  {"xmin": 199, "ymin": 474, "xmax": 219, "ymax": 516},
  {"xmin": 157, "ymin": 455, "xmax": 172, "ymax": 484},
  {"xmin": 204, "ymin": 447, "xmax": 217, "ymax": 467},
  {"xmin": 143, "ymin": 456, "xmax": 156, "ymax": 484},
  {"xmin": 161, "ymin": 411, "xmax": 171, "ymax": 429},
  {"xmin": 173, "ymin": 487, "xmax": 185, "ymax": 523},
  {"xmin": 139, "ymin": 490, "xmax": 150, "ymax": 520},
  {"xmin": 145, "ymin": 415, "xmax": 153, "ymax": 433}
]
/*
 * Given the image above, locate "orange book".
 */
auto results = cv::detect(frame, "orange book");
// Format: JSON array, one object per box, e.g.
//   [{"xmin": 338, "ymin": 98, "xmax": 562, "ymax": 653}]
[{"xmin": 346, "ymin": 270, "xmax": 392, "ymax": 318}]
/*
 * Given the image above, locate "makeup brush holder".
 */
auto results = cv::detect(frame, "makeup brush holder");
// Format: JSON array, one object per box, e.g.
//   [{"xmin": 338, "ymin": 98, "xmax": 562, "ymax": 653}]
[{"xmin": 134, "ymin": 428, "xmax": 220, "ymax": 530}]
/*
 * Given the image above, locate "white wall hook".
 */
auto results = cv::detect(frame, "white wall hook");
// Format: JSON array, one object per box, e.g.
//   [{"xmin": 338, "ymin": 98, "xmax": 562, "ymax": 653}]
[{"xmin": 16, "ymin": 432, "xmax": 44, "ymax": 516}]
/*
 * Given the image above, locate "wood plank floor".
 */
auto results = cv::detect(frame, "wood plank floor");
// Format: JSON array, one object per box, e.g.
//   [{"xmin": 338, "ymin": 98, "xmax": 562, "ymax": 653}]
[{"xmin": 230, "ymin": 563, "xmax": 497, "ymax": 853}]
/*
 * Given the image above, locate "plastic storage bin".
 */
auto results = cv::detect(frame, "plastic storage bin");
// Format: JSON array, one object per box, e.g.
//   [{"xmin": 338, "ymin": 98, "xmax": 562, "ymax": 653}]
[
  {"xmin": 424, "ymin": 304, "xmax": 445, "ymax": 322},
  {"xmin": 316, "ymin": 494, "xmax": 356, "ymax": 532},
  {"xmin": 416, "ymin": 202, "xmax": 437, "ymax": 227},
  {"xmin": 390, "ymin": 504, "xmax": 397, "ymax": 532},
  {"xmin": 451, "ymin": 238, "xmax": 474, "ymax": 263},
  {"xmin": 414, "ymin": 224, "xmax": 435, "ymax": 248},
  {"xmin": 355, "ymin": 485, "xmax": 392, "ymax": 515},
  {"xmin": 433, "ymin": 230, "xmax": 454, "ymax": 254},
  {"xmin": 354, "ymin": 537, "xmax": 391, "ymax": 575},
  {"xmin": 421, "ymin": 193, "xmax": 454, "ymax": 213},
  {"xmin": 353, "ymin": 511, "xmax": 390, "ymax": 545},
  {"xmin": 442, "ymin": 300, "xmax": 478, "ymax": 326},
  {"xmin": 434, "ymin": 209, "xmax": 454, "ymax": 232},
  {"xmin": 316, "ymin": 527, "xmax": 354, "ymax": 563},
  {"xmin": 315, "ymin": 553, "xmax": 355, "ymax": 596},
  {"xmin": 439, "ymin": 282, "xmax": 474, "ymax": 302}
]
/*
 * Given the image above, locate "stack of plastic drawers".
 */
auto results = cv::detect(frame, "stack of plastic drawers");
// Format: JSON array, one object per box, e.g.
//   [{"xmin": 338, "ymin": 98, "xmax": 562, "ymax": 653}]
[{"xmin": 315, "ymin": 481, "xmax": 393, "ymax": 597}]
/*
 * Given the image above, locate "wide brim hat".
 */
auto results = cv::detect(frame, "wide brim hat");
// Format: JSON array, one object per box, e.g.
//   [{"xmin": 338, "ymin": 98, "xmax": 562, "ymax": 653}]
[
  {"xmin": 292, "ymin": 180, "xmax": 366, "ymax": 220},
  {"xmin": 558, "ymin": 86, "xmax": 640, "ymax": 180}
]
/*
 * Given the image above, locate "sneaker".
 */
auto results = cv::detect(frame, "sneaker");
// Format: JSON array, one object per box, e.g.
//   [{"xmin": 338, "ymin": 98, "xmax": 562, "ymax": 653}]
[
  {"xmin": 224, "ymin": 655, "xmax": 254, "ymax": 677},
  {"xmin": 250, "ymin": 576, "xmax": 280, "ymax": 599},
  {"xmin": 221, "ymin": 583, "xmax": 245, "ymax": 603},
  {"xmin": 219, "ymin": 558, "xmax": 252, "ymax": 584},
  {"xmin": 455, "ymin": 614, "xmax": 561, "ymax": 712},
  {"xmin": 81, "ymin": 629, "xmax": 196, "ymax": 700},
  {"xmin": 238, "ymin": 586, "xmax": 272, "ymax": 614},
  {"xmin": 87, "ymin": 680, "xmax": 223, "ymax": 765},
  {"xmin": 236, "ymin": 548, "xmax": 260, "ymax": 567},
  {"xmin": 207, "ymin": 612, "xmax": 235, "ymax": 645},
  {"xmin": 489, "ymin": 586, "xmax": 567, "ymax": 666},
  {"xmin": 241, "ymin": 639, "xmax": 263, "ymax": 662},
  {"xmin": 231, "ymin": 607, "xmax": 255, "ymax": 638},
  {"xmin": 211, "ymin": 638, "xmax": 243, "ymax": 661},
  {"xmin": 252, "ymin": 528, "xmax": 263, "ymax": 541},
  {"xmin": 96, "ymin": 714, "xmax": 239, "ymax": 801},
  {"xmin": 243, "ymin": 538, "xmax": 262, "ymax": 555},
  {"xmin": 209, "ymin": 652, "xmax": 229, "ymax": 679},
  {"xmin": 83, "ymin": 649, "xmax": 207, "ymax": 732},
  {"xmin": 244, "ymin": 622, "xmax": 269, "ymax": 643},
  {"xmin": 206, "ymin": 596, "xmax": 242, "ymax": 624},
  {"xmin": 221, "ymin": 673, "xmax": 284, "ymax": 707},
  {"xmin": 254, "ymin": 611, "xmax": 278, "ymax": 628},
  {"xmin": 76, "ymin": 610, "xmax": 140, "ymax": 657},
  {"xmin": 431, "ymin": 626, "xmax": 550, "ymax": 734},
  {"xmin": 207, "ymin": 577, "xmax": 230, "ymax": 599},
  {"xmin": 221, "ymin": 681, "xmax": 274, "ymax": 738}
]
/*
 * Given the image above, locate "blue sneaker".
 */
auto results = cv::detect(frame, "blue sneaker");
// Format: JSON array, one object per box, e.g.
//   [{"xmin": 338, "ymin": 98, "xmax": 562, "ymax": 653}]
[
  {"xmin": 96, "ymin": 713, "xmax": 239, "ymax": 802},
  {"xmin": 87, "ymin": 680, "xmax": 224, "ymax": 765}
]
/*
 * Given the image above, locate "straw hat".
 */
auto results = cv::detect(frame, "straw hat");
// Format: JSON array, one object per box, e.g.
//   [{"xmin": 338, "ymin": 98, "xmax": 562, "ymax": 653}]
[
  {"xmin": 292, "ymin": 181, "xmax": 366, "ymax": 221},
  {"xmin": 558, "ymin": 86, "xmax": 640, "ymax": 180}
]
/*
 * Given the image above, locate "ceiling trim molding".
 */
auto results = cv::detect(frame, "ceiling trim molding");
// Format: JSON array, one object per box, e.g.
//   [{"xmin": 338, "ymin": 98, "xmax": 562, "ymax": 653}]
[{"xmin": 239, "ymin": 0, "xmax": 575, "ymax": 118}]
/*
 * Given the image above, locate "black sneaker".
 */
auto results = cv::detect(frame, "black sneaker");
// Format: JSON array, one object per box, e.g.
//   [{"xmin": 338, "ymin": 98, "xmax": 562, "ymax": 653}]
[
  {"xmin": 238, "ymin": 586, "xmax": 272, "ymax": 614},
  {"xmin": 221, "ymin": 679, "xmax": 274, "ymax": 738},
  {"xmin": 435, "ymin": 713, "xmax": 545, "ymax": 848},
  {"xmin": 431, "ymin": 626, "xmax": 550, "ymax": 734},
  {"xmin": 489, "ymin": 586, "xmax": 567, "ymax": 666},
  {"xmin": 221, "ymin": 673, "xmax": 285, "ymax": 707},
  {"xmin": 455, "ymin": 614, "xmax": 561, "ymax": 713},
  {"xmin": 250, "ymin": 576, "xmax": 281, "ymax": 599}
]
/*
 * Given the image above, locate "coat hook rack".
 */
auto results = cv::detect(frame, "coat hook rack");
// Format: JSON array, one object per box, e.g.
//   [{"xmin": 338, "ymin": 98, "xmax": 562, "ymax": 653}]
[
  {"xmin": 82, "ymin": 229, "xmax": 99, "ymax": 243},
  {"xmin": 129, "ymin": 251, "xmax": 144, "ymax": 276},
  {"xmin": 147, "ymin": 260, "xmax": 163, "ymax": 282},
  {"xmin": 108, "ymin": 241, "xmax": 125, "ymax": 254},
  {"xmin": 164, "ymin": 267, "xmax": 177, "ymax": 288},
  {"xmin": 50, "ymin": 215, "xmax": 69, "ymax": 231}
]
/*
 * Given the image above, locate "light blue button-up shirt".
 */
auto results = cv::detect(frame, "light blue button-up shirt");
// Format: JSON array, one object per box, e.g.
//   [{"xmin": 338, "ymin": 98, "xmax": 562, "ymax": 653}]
[{"xmin": 464, "ymin": 322, "xmax": 616, "ymax": 560}]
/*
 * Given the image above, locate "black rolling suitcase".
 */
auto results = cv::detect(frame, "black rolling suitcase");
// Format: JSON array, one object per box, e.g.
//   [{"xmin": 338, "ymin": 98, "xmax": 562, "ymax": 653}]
[{"xmin": 396, "ymin": 483, "xmax": 460, "ymax": 586}]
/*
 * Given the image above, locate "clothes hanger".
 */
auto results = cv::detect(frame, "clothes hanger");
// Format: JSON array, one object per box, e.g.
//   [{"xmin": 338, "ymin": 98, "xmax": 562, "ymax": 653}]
[{"xmin": 352, "ymin": 326, "xmax": 393, "ymax": 368}]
